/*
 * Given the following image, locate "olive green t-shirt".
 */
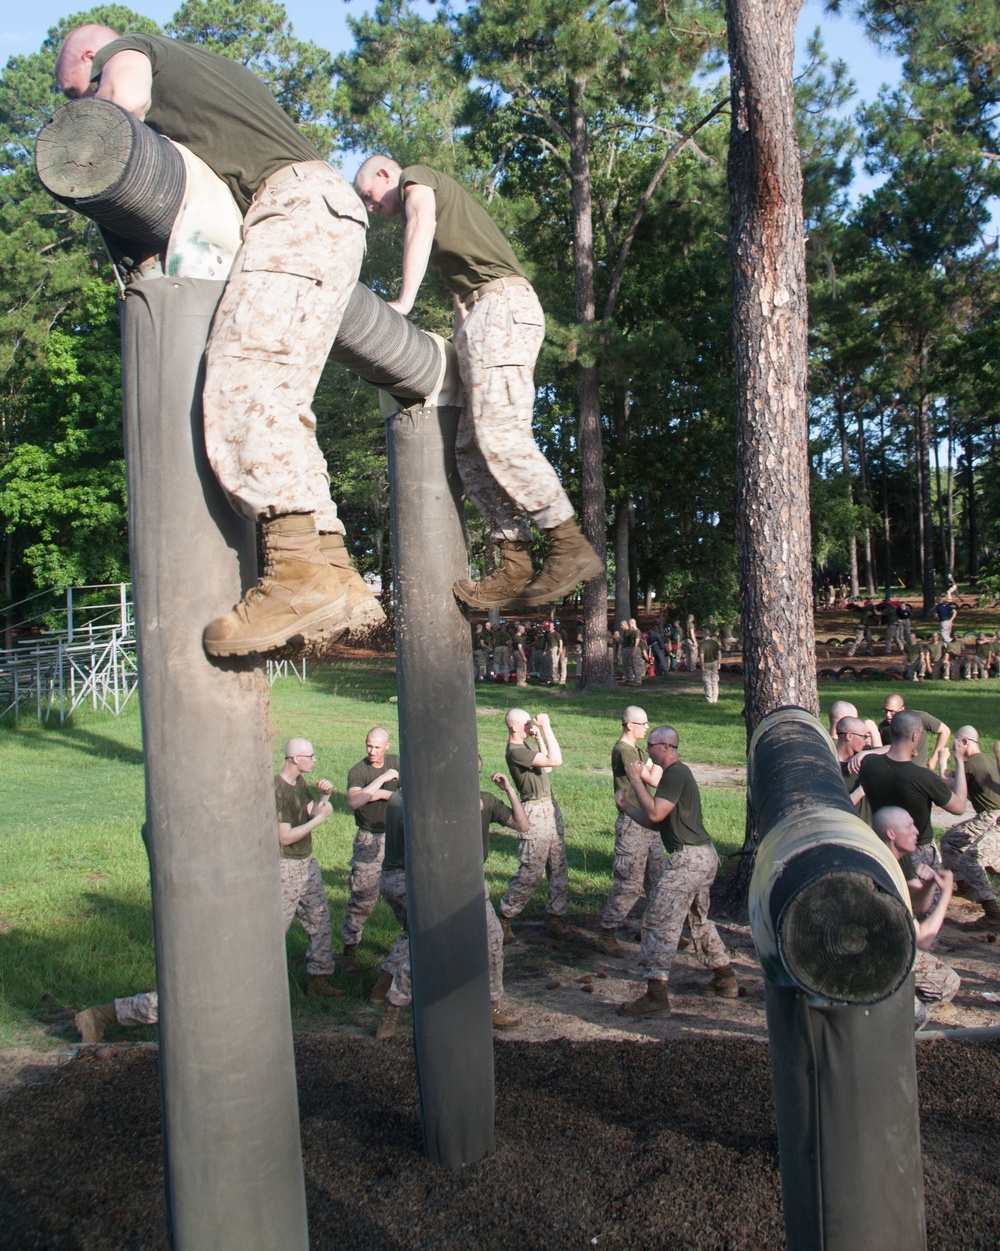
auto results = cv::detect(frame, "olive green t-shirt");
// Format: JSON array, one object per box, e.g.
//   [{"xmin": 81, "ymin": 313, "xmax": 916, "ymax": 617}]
[
  {"xmin": 91, "ymin": 34, "xmax": 321, "ymax": 214},
  {"xmin": 699, "ymin": 638, "xmax": 721, "ymax": 665},
  {"xmin": 382, "ymin": 792, "xmax": 406, "ymax": 872},
  {"xmin": 399, "ymin": 165, "xmax": 526, "ymax": 298},
  {"xmin": 347, "ymin": 754, "xmax": 401, "ymax": 832},
  {"xmin": 877, "ymin": 710, "xmax": 943, "ymax": 769},
  {"xmin": 966, "ymin": 750, "xmax": 1000, "ymax": 815},
  {"xmin": 654, "ymin": 761, "xmax": 712, "ymax": 853},
  {"xmin": 611, "ymin": 738, "xmax": 653, "ymax": 802},
  {"xmin": 275, "ymin": 773, "xmax": 314, "ymax": 860},
  {"xmin": 857, "ymin": 754, "xmax": 952, "ymax": 845},
  {"xmin": 506, "ymin": 741, "xmax": 552, "ymax": 802},
  {"xmin": 480, "ymin": 791, "xmax": 515, "ymax": 860}
]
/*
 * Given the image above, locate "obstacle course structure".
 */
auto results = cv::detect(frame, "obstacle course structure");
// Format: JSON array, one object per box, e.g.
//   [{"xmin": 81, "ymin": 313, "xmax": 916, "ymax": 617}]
[
  {"xmin": 36, "ymin": 96, "xmax": 493, "ymax": 1248},
  {"xmin": 748, "ymin": 708, "xmax": 926, "ymax": 1251}
]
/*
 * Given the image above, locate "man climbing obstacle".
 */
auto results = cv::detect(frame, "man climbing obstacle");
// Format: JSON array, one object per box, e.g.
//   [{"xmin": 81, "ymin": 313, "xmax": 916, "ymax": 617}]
[
  {"xmin": 57, "ymin": 25, "xmax": 382, "ymax": 657},
  {"xmin": 354, "ymin": 155, "xmax": 603, "ymax": 609}
]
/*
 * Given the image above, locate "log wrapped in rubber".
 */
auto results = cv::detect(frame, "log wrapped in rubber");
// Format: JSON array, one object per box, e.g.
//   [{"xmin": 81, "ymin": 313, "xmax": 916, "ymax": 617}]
[
  {"xmin": 329, "ymin": 283, "xmax": 444, "ymax": 403},
  {"xmin": 35, "ymin": 98, "xmax": 185, "ymax": 250},
  {"xmin": 748, "ymin": 706, "xmax": 914, "ymax": 1003}
]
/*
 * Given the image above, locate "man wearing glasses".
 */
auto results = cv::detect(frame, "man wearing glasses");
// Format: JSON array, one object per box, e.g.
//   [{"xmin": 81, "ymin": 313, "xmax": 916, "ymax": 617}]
[
  {"xmin": 941, "ymin": 727, "xmax": 1000, "ymax": 932},
  {"xmin": 597, "ymin": 707, "xmax": 666, "ymax": 956},
  {"xmin": 275, "ymin": 738, "xmax": 344, "ymax": 999},
  {"xmin": 615, "ymin": 728, "xmax": 739, "ymax": 1016},
  {"xmin": 340, "ymin": 728, "xmax": 401, "ymax": 972}
]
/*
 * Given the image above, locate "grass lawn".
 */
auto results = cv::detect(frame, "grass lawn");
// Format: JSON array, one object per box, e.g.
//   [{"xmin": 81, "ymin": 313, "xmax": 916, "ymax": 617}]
[{"xmin": 2, "ymin": 661, "xmax": 999, "ymax": 1052}]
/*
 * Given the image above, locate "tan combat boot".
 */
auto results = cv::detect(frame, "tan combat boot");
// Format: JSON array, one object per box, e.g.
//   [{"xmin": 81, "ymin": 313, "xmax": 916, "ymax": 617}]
[
  {"xmin": 597, "ymin": 927, "xmax": 625, "ymax": 957},
  {"xmin": 318, "ymin": 533, "xmax": 387, "ymax": 638},
  {"xmin": 339, "ymin": 943, "xmax": 360, "ymax": 974},
  {"xmin": 547, "ymin": 914, "xmax": 572, "ymax": 939},
  {"xmin": 453, "ymin": 541, "xmax": 534, "ymax": 610},
  {"xmin": 375, "ymin": 1004, "xmax": 400, "ymax": 1039},
  {"xmin": 519, "ymin": 518, "xmax": 603, "ymax": 605},
  {"xmin": 491, "ymin": 1002, "xmax": 522, "ymax": 1031},
  {"xmin": 307, "ymin": 976, "xmax": 346, "ymax": 999},
  {"xmin": 368, "ymin": 968, "xmax": 393, "ymax": 1006},
  {"xmin": 618, "ymin": 979, "xmax": 671, "ymax": 1018},
  {"xmin": 75, "ymin": 1002, "xmax": 118, "ymax": 1043},
  {"xmin": 964, "ymin": 897, "xmax": 1000, "ymax": 932},
  {"xmin": 500, "ymin": 917, "xmax": 517, "ymax": 944},
  {"xmin": 702, "ymin": 964, "xmax": 739, "ymax": 999},
  {"xmin": 203, "ymin": 514, "xmax": 350, "ymax": 657}
]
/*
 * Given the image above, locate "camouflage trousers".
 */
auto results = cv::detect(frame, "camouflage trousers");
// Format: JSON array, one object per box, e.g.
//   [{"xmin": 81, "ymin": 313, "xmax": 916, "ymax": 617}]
[
  {"xmin": 385, "ymin": 884, "xmax": 504, "ymax": 1007},
  {"xmin": 515, "ymin": 652, "xmax": 528, "ymax": 686},
  {"xmin": 203, "ymin": 162, "xmax": 367, "ymax": 530},
  {"xmin": 493, "ymin": 645, "xmax": 511, "ymax": 676},
  {"xmin": 475, "ymin": 648, "xmax": 490, "ymax": 680},
  {"xmin": 454, "ymin": 283, "xmax": 573, "ymax": 542},
  {"xmin": 912, "ymin": 843, "xmax": 940, "ymax": 872},
  {"xmin": 602, "ymin": 813, "xmax": 666, "ymax": 929},
  {"xmin": 281, "ymin": 854, "xmax": 335, "ymax": 976},
  {"xmin": 500, "ymin": 797, "xmax": 568, "ymax": 920},
  {"xmin": 379, "ymin": 868, "xmax": 409, "ymax": 930},
  {"xmin": 914, "ymin": 948, "xmax": 960, "ymax": 1005},
  {"xmin": 549, "ymin": 648, "xmax": 567, "ymax": 684},
  {"xmin": 941, "ymin": 810, "xmax": 1000, "ymax": 902},
  {"xmin": 340, "ymin": 829, "xmax": 385, "ymax": 946},
  {"xmin": 640, "ymin": 843, "xmax": 729, "ymax": 983},
  {"xmin": 702, "ymin": 662, "xmax": 720, "ymax": 703},
  {"xmin": 115, "ymin": 991, "xmax": 159, "ymax": 1026}
]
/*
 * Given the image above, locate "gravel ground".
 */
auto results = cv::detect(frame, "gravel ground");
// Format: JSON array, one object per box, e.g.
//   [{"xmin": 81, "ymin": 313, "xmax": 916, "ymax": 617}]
[{"xmin": 2, "ymin": 1033, "xmax": 999, "ymax": 1251}]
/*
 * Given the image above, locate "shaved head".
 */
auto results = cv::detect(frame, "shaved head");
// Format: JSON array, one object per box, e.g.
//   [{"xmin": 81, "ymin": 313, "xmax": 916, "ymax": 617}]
[
  {"xmin": 622, "ymin": 705, "xmax": 646, "ymax": 725},
  {"xmin": 355, "ymin": 153, "xmax": 401, "ymax": 191},
  {"xmin": 872, "ymin": 805, "xmax": 915, "ymax": 841},
  {"xmin": 828, "ymin": 700, "xmax": 857, "ymax": 734},
  {"xmin": 284, "ymin": 737, "xmax": 313, "ymax": 758},
  {"xmin": 837, "ymin": 717, "xmax": 867, "ymax": 741},
  {"xmin": 366, "ymin": 727, "xmax": 389, "ymax": 746},
  {"xmin": 506, "ymin": 708, "xmax": 530, "ymax": 730},
  {"xmin": 56, "ymin": 24, "xmax": 121, "ymax": 96}
]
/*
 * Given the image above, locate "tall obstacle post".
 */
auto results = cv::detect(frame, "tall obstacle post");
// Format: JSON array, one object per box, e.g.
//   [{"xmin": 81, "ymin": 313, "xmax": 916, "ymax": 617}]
[
  {"xmin": 37, "ymin": 93, "xmax": 496, "ymax": 1221},
  {"xmin": 748, "ymin": 708, "xmax": 926, "ymax": 1251},
  {"xmin": 383, "ymin": 372, "xmax": 497, "ymax": 1170}
]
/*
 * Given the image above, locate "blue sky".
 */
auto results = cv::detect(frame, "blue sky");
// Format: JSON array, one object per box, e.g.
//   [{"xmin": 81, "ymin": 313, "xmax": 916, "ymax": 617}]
[{"xmin": 4, "ymin": 0, "xmax": 901, "ymax": 100}]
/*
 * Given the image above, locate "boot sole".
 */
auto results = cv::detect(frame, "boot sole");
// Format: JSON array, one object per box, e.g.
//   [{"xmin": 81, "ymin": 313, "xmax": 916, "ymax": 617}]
[
  {"xmin": 617, "ymin": 1001, "xmax": 671, "ymax": 1018},
  {"xmin": 204, "ymin": 597, "xmax": 350, "ymax": 658},
  {"xmin": 518, "ymin": 554, "xmax": 605, "ymax": 604},
  {"xmin": 452, "ymin": 580, "xmax": 531, "ymax": 610}
]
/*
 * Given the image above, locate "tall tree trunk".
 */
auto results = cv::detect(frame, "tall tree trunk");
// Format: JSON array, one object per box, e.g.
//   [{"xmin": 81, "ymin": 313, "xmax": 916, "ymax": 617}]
[
  {"xmin": 567, "ymin": 76, "xmax": 612, "ymax": 688},
  {"xmin": 946, "ymin": 412, "xmax": 955, "ymax": 578},
  {"xmin": 965, "ymin": 427, "xmax": 978, "ymax": 577},
  {"xmin": 835, "ymin": 393, "xmax": 859, "ymax": 598},
  {"xmin": 726, "ymin": 0, "xmax": 816, "ymax": 730},
  {"xmin": 724, "ymin": 0, "xmax": 815, "ymax": 912},
  {"xmin": 915, "ymin": 393, "xmax": 936, "ymax": 612},
  {"xmin": 856, "ymin": 410, "xmax": 876, "ymax": 595},
  {"xmin": 613, "ymin": 503, "xmax": 630, "ymax": 625}
]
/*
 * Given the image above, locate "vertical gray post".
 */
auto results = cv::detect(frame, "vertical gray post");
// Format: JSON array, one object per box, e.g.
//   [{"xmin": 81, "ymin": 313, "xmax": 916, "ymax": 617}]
[
  {"xmin": 121, "ymin": 276, "xmax": 309, "ymax": 1251},
  {"xmin": 748, "ymin": 708, "xmax": 925, "ymax": 1251},
  {"xmin": 386, "ymin": 396, "xmax": 496, "ymax": 1170}
]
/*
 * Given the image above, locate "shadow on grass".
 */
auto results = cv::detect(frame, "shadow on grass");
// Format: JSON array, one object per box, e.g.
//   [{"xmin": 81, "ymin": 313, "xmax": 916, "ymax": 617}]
[{"xmin": 0, "ymin": 718, "xmax": 144, "ymax": 767}]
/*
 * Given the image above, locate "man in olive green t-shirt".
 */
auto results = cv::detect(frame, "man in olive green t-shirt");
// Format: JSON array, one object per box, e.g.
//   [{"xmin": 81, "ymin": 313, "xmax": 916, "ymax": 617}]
[
  {"xmin": 498, "ymin": 710, "xmax": 570, "ymax": 939},
  {"xmin": 274, "ymin": 737, "xmax": 344, "ymax": 998},
  {"xmin": 615, "ymin": 727, "xmax": 738, "ymax": 1016},
  {"xmin": 598, "ymin": 706, "xmax": 665, "ymax": 956},
  {"xmin": 697, "ymin": 634, "xmax": 722, "ymax": 704},
  {"xmin": 57, "ymin": 26, "xmax": 378, "ymax": 658},
  {"xmin": 354, "ymin": 155, "xmax": 602, "ymax": 609},
  {"xmin": 941, "ymin": 727, "xmax": 1000, "ymax": 930}
]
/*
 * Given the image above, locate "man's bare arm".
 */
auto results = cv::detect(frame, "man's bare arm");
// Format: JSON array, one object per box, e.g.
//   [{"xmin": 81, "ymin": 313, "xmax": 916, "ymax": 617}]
[
  {"xmin": 942, "ymin": 747, "xmax": 968, "ymax": 815},
  {"xmin": 346, "ymin": 768, "xmax": 399, "ymax": 811},
  {"xmin": 929, "ymin": 722, "xmax": 951, "ymax": 770},
  {"xmin": 493, "ymin": 773, "xmax": 530, "ymax": 834},
  {"xmin": 278, "ymin": 797, "xmax": 332, "ymax": 846},
  {"xmin": 388, "ymin": 183, "xmax": 436, "ymax": 316},
  {"xmin": 95, "ymin": 50, "xmax": 152, "ymax": 119},
  {"xmin": 622, "ymin": 763, "xmax": 674, "ymax": 825}
]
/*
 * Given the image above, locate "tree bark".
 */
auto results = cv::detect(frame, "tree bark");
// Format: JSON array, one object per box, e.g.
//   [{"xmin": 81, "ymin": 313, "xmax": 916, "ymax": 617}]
[
  {"xmin": 726, "ymin": 0, "xmax": 816, "ymax": 734},
  {"xmin": 567, "ymin": 75, "xmax": 613, "ymax": 688},
  {"xmin": 613, "ymin": 504, "xmax": 630, "ymax": 626},
  {"xmin": 723, "ymin": 0, "xmax": 815, "ymax": 914}
]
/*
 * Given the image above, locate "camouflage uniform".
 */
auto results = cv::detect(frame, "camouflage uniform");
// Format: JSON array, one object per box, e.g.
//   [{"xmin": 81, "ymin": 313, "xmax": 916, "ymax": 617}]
[
  {"xmin": 602, "ymin": 813, "xmax": 666, "ymax": 929},
  {"xmin": 942, "ymin": 810, "xmax": 1000, "ymax": 903},
  {"xmin": 340, "ymin": 830, "xmax": 385, "ymax": 945},
  {"xmin": 640, "ymin": 844, "xmax": 730, "ymax": 983},
  {"xmin": 515, "ymin": 633, "xmax": 528, "ymax": 687},
  {"xmin": 203, "ymin": 163, "xmax": 367, "ymax": 531},
  {"xmin": 914, "ymin": 948, "xmax": 960, "ymax": 1008},
  {"xmin": 499, "ymin": 797, "xmax": 569, "ymax": 921},
  {"xmin": 280, "ymin": 855, "xmax": 335, "ymax": 976},
  {"xmin": 379, "ymin": 867, "xmax": 409, "ymax": 930},
  {"xmin": 454, "ymin": 284, "xmax": 574, "ymax": 543},
  {"xmin": 384, "ymin": 885, "xmax": 504, "ymax": 1006},
  {"xmin": 115, "ymin": 991, "xmax": 159, "ymax": 1026}
]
